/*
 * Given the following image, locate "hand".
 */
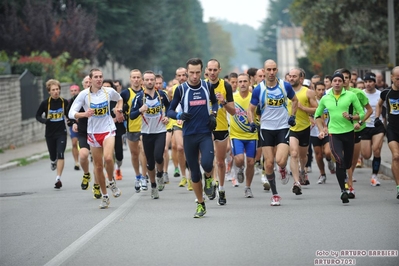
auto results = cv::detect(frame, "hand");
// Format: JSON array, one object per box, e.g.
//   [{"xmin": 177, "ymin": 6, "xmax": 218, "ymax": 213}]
[
  {"xmin": 318, "ymin": 131, "xmax": 325, "ymax": 140},
  {"xmin": 72, "ymin": 123, "xmax": 78, "ymax": 133},
  {"xmin": 161, "ymin": 116, "xmax": 169, "ymax": 124},
  {"xmin": 288, "ymin": 115, "xmax": 296, "ymax": 126},
  {"xmin": 86, "ymin": 109, "xmax": 94, "ymax": 117},
  {"xmin": 66, "ymin": 119, "xmax": 74, "ymax": 127},
  {"xmin": 115, "ymin": 112, "xmax": 124, "ymax": 123},
  {"xmin": 139, "ymin": 105, "xmax": 148, "ymax": 113},
  {"xmin": 207, "ymin": 114, "xmax": 217, "ymax": 131},
  {"xmin": 216, "ymin": 93, "xmax": 224, "ymax": 103},
  {"xmin": 45, "ymin": 118, "xmax": 52, "ymax": 125},
  {"xmin": 374, "ymin": 117, "xmax": 383, "ymax": 127},
  {"xmin": 177, "ymin": 119, "xmax": 183, "ymax": 125},
  {"xmin": 249, "ymin": 122, "xmax": 257, "ymax": 133},
  {"xmin": 354, "ymin": 123, "xmax": 361, "ymax": 130},
  {"xmin": 177, "ymin": 112, "xmax": 192, "ymax": 121}
]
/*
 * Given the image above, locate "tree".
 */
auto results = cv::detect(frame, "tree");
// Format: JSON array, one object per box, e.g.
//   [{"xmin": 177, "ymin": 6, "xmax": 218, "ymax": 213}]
[
  {"xmin": 0, "ymin": 0, "xmax": 100, "ymax": 60},
  {"xmin": 291, "ymin": 0, "xmax": 399, "ymax": 74}
]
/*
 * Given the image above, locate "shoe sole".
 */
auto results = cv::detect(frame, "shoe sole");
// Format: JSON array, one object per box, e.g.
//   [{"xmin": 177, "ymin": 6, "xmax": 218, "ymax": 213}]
[
  {"xmin": 348, "ymin": 193, "xmax": 355, "ymax": 199},
  {"xmin": 194, "ymin": 211, "xmax": 206, "ymax": 218},
  {"xmin": 263, "ymin": 183, "xmax": 271, "ymax": 191},
  {"xmin": 271, "ymin": 202, "xmax": 280, "ymax": 206},
  {"xmin": 341, "ymin": 193, "xmax": 349, "ymax": 203},
  {"xmin": 292, "ymin": 186, "xmax": 302, "ymax": 195}
]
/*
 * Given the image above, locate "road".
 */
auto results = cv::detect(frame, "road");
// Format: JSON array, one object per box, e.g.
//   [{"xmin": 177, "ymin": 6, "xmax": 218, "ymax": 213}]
[{"xmin": 0, "ymin": 150, "xmax": 398, "ymax": 266}]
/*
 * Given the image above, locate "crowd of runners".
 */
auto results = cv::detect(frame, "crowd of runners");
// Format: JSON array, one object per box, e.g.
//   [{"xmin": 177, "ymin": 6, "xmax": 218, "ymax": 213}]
[{"xmin": 36, "ymin": 58, "xmax": 399, "ymax": 218}]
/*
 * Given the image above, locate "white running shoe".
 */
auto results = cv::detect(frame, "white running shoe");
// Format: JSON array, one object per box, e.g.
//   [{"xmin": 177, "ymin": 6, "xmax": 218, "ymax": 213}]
[
  {"xmin": 99, "ymin": 196, "xmax": 110, "ymax": 209},
  {"xmin": 370, "ymin": 174, "xmax": 380, "ymax": 186},
  {"xmin": 109, "ymin": 181, "xmax": 121, "ymax": 197},
  {"xmin": 317, "ymin": 175, "xmax": 326, "ymax": 184},
  {"xmin": 270, "ymin": 195, "xmax": 281, "ymax": 206},
  {"xmin": 141, "ymin": 178, "xmax": 148, "ymax": 191},
  {"xmin": 279, "ymin": 167, "xmax": 290, "ymax": 185},
  {"xmin": 151, "ymin": 187, "xmax": 159, "ymax": 199}
]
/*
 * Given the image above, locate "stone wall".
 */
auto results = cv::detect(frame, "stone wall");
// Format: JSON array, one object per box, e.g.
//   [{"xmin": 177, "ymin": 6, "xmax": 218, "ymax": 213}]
[{"xmin": 0, "ymin": 74, "xmax": 72, "ymax": 150}]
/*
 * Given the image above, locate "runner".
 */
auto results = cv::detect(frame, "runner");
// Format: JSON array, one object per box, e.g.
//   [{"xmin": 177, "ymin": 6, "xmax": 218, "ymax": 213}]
[
  {"xmin": 36, "ymin": 79, "xmax": 67, "ymax": 189},
  {"xmin": 167, "ymin": 58, "xmax": 218, "ymax": 218},
  {"xmin": 130, "ymin": 71, "xmax": 170, "ymax": 199},
  {"xmin": 69, "ymin": 68, "xmax": 123, "ymax": 209},
  {"xmin": 248, "ymin": 59, "xmax": 298, "ymax": 206}
]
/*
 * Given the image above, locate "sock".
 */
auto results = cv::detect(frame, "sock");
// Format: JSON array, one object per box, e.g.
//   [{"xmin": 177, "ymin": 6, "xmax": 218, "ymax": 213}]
[
  {"xmin": 151, "ymin": 182, "xmax": 157, "ymax": 188},
  {"xmin": 136, "ymin": 174, "xmax": 142, "ymax": 180},
  {"xmin": 219, "ymin": 186, "xmax": 224, "ymax": 191},
  {"xmin": 245, "ymin": 186, "xmax": 250, "ymax": 189},
  {"xmin": 372, "ymin": 157, "xmax": 381, "ymax": 174},
  {"xmin": 266, "ymin": 172, "xmax": 278, "ymax": 195},
  {"xmin": 102, "ymin": 193, "xmax": 109, "ymax": 198},
  {"xmin": 326, "ymin": 158, "xmax": 331, "ymax": 162},
  {"xmin": 157, "ymin": 171, "xmax": 163, "ymax": 178},
  {"xmin": 116, "ymin": 160, "xmax": 122, "ymax": 168},
  {"xmin": 56, "ymin": 175, "xmax": 61, "ymax": 181}
]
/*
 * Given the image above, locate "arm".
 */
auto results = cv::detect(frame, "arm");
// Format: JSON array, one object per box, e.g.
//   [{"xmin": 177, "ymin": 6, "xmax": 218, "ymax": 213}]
[
  {"xmin": 248, "ymin": 104, "xmax": 257, "ymax": 124},
  {"xmin": 375, "ymin": 98, "xmax": 384, "ymax": 118},
  {"xmin": 129, "ymin": 94, "xmax": 144, "ymax": 120},
  {"xmin": 299, "ymin": 89, "xmax": 318, "ymax": 115},
  {"xmin": 290, "ymin": 94, "xmax": 298, "ymax": 116},
  {"xmin": 167, "ymin": 86, "xmax": 181, "ymax": 120},
  {"xmin": 222, "ymin": 82, "xmax": 235, "ymax": 116},
  {"xmin": 69, "ymin": 90, "xmax": 93, "ymax": 119},
  {"xmin": 209, "ymin": 83, "xmax": 218, "ymax": 113},
  {"xmin": 314, "ymin": 99, "xmax": 326, "ymax": 136},
  {"xmin": 35, "ymin": 100, "xmax": 48, "ymax": 124}
]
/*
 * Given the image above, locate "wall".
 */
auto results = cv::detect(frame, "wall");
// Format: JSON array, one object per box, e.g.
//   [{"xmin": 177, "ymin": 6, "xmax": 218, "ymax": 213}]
[{"xmin": 0, "ymin": 74, "xmax": 72, "ymax": 150}]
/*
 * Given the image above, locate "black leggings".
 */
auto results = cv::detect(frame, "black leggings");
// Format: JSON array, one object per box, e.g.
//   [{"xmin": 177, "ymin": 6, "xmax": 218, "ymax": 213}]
[
  {"xmin": 142, "ymin": 132, "xmax": 166, "ymax": 171},
  {"xmin": 114, "ymin": 135, "xmax": 124, "ymax": 162},
  {"xmin": 46, "ymin": 134, "xmax": 67, "ymax": 161},
  {"xmin": 183, "ymin": 133, "xmax": 214, "ymax": 183},
  {"xmin": 329, "ymin": 131, "xmax": 355, "ymax": 191}
]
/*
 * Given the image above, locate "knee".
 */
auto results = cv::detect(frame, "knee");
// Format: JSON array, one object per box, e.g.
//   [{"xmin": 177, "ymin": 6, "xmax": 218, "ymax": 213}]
[
  {"xmin": 290, "ymin": 150, "xmax": 299, "ymax": 159},
  {"xmin": 392, "ymin": 153, "xmax": 399, "ymax": 162},
  {"xmin": 57, "ymin": 152, "xmax": 64, "ymax": 160},
  {"xmin": 216, "ymin": 159, "xmax": 225, "ymax": 169},
  {"xmin": 103, "ymin": 155, "xmax": 113, "ymax": 165},
  {"xmin": 246, "ymin": 159, "xmax": 255, "ymax": 168}
]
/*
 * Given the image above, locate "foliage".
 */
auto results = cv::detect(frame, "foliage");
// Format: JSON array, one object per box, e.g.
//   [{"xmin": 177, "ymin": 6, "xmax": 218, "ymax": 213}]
[
  {"xmin": 0, "ymin": 0, "xmax": 100, "ymax": 61},
  {"xmin": 290, "ymin": 0, "xmax": 399, "ymax": 74},
  {"xmin": 255, "ymin": 0, "xmax": 294, "ymax": 64}
]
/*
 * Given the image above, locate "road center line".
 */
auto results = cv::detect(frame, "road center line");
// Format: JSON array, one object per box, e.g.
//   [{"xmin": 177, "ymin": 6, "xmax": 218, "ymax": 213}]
[{"xmin": 44, "ymin": 193, "xmax": 141, "ymax": 266}]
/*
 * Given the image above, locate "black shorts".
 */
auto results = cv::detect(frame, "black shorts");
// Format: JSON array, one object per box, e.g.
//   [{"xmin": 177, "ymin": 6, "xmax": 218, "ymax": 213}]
[
  {"xmin": 361, "ymin": 126, "xmax": 385, "ymax": 140},
  {"xmin": 260, "ymin": 128, "xmax": 289, "ymax": 147},
  {"xmin": 213, "ymin": 130, "xmax": 229, "ymax": 141},
  {"xmin": 289, "ymin": 126, "xmax": 311, "ymax": 147},
  {"xmin": 78, "ymin": 133, "xmax": 90, "ymax": 150},
  {"xmin": 311, "ymin": 135, "xmax": 329, "ymax": 147},
  {"xmin": 386, "ymin": 124, "xmax": 399, "ymax": 143},
  {"xmin": 354, "ymin": 128, "xmax": 364, "ymax": 144},
  {"xmin": 166, "ymin": 128, "xmax": 173, "ymax": 133}
]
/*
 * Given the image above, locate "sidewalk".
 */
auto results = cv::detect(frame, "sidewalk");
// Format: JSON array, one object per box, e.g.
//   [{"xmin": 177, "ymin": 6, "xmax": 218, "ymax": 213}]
[
  {"xmin": 0, "ymin": 138, "xmax": 394, "ymax": 180},
  {"xmin": 0, "ymin": 140, "xmax": 72, "ymax": 171}
]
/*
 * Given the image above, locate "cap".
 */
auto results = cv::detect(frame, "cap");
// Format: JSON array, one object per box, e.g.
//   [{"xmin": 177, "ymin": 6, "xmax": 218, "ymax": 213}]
[
  {"xmin": 70, "ymin": 85, "xmax": 80, "ymax": 90},
  {"xmin": 363, "ymin": 72, "xmax": 376, "ymax": 83},
  {"xmin": 332, "ymin": 72, "xmax": 344, "ymax": 82},
  {"xmin": 303, "ymin": 79, "xmax": 311, "ymax": 87}
]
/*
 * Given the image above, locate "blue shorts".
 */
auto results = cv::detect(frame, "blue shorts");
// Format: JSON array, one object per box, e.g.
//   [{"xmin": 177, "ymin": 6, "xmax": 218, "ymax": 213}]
[
  {"xmin": 69, "ymin": 127, "xmax": 79, "ymax": 138},
  {"xmin": 231, "ymin": 138, "xmax": 257, "ymax": 158}
]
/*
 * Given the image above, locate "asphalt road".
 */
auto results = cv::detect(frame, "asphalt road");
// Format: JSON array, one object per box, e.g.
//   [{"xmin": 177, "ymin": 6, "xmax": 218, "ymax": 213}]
[{"xmin": 0, "ymin": 150, "xmax": 398, "ymax": 266}]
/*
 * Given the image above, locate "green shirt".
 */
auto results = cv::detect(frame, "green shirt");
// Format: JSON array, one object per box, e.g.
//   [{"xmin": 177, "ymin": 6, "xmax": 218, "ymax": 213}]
[
  {"xmin": 348, "ymin": 87, "xmax": 369, "ymax": 132},
  {"xmin": 315, "ymin": 89, "xmax": 365, "ymax": 134}
]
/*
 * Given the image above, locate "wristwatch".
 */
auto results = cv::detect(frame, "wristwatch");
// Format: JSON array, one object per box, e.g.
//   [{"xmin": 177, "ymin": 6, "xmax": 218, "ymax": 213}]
[
  {"xmin": 222, "ymin": 100, "xmax": 227, "ymax": 106},
  {"xmin": 358, "ymin": 120, "xmax": 363, "ymax": 125}
]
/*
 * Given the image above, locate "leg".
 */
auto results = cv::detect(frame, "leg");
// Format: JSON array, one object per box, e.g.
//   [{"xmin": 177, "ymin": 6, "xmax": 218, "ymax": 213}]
[
  {"xmin": 128, "ymin": 137, "xmax": 141, "ymax": 176},
  {"xmin": 214, "ymin": 138, "xmax": 228, "ymax": 187},
  {"xmin": 71, "ymin": 136, "xmax": 79, "ymax": 168}
]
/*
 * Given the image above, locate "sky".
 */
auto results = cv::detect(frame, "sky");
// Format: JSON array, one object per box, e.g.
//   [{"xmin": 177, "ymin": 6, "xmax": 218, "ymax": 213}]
[{"xmin": 199, "ymin": 0, "xmax": 269, "ymax": 30}]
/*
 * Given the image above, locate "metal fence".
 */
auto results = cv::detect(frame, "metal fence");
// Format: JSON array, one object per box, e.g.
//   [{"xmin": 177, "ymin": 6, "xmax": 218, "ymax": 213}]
[{"xmin": 19, "ymin": 70, "xmax": 42, "ymax": 120}]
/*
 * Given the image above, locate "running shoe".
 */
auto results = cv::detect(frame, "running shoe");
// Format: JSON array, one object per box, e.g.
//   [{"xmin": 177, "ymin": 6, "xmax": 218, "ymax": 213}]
[
  {"xmin": 299, "ymin": 170, "xmax": 308, "ymax": 185},
  {"xmin": 341, "ymin": 191, "xmax": 349, "ymax": 204},
  {"xmin": 237, "ymin": 167, "xmax": 245, "ymax": 183},
  {"xmin": 244, "ymin": 187, "xmax": 254, "ymax": 198},
  {"xmin": 270, "ymin": 195, "xmax": 281, "ymax": 206},
  {"xmin": 187, "ymin": 179, "xmax": 193, "ymax": 191},
  {"xmin": 217, "ymin": 190, "xmax": 226, "ymax": 205},
  {"xmin": 99, "ymin": 196, "xmax": 110, "ymax": 209},
  {"xmin": 54, "ymin": 180, "xmax": 62, "ymax": 189},
  {"xmin": 179, "ymin": 177, "xmax": 187, "ymax": 187},
  {"xmin": 279, "ymin": 167, "xmax": 289, "ymax": 185},
  {"xmin": 348, "ymin": 186, "xmax": 355, "ymax": 199},
  {"xmin": 151, "ymin": 187, "xmax": 159, "ymax": 199},
  {"xmin": 141, "ymin": 177, "xmax": 148, "ymax": 191},
  {"xmin": 304, "ymin": 172, "xmax": 310, "ymax": 185},
  {"xmin": 370, "ymin": 174, "xmax": 380, "ymax": 186},
  {"xmin": 81, "ymin": 173, "xmax": 91, "ymax": 190},
  {"xmin": 232, "ymin": 177, "xmax": 239, "ymax": 187},
  {"xmin": 356, "ymin": 158, "xmax": 362, "ymax": 168},
  {"xmin": 109, "ymin": 181, "xmax": 121, "ymax": 197},
  {"xmin": 115, "ymin": 169, "xmax": 122, "ymax": 180},
  {"xmin": 194, "ymin": 202, "xmax": 206, "ymax": 218},
  {"xmin": 208, "ymin": 184, "xmax": 217, "ymax": 200},
  {"xmin": 163, "ymin": 172, "xmax": 169, "ymax": 184},
  {"xmin": 328, "ymin": 160, "xmax": 335, "ymax": 174},
  {"xmin": 317, "ymin": 175, "xmax": 326, "ymax": 184},
  {"xmin": 135, "ymin": 179, "xmax": 141, "ymax": 193},
  {"xmin": 174, "ymin": 167, "xmax": 180, "ymax": 177},
  {"xmin": 51, "ymin": 161, "xmax": 57, "ymax": 171},
  {"xmin": 157, "ymin": 177, "xmax": 165, "ymax": 191},
  {"xmin": 292, "ymin": 182, "xmax": 302, "ymax": 195},
  {"xmin": 74, "ymin": 163, "xmax": 80, "ymax": 171},
  {"xmin": 92, "ymin": 184, "xmax": 101, "ymax": 199},
  {"xmin": 203, "ymin": 175, "xmax": 214, "ymax": 197},
  {"xmin": 306, "ymin": 166, "xmax": 312, "ymax": 173},
  {"xmin": 263, "ymin": 179, "xmax": 271, "ymax": 191}
]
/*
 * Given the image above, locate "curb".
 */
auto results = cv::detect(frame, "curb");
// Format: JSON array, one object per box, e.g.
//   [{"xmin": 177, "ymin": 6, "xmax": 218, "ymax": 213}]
[{"xmin": 0, "ymin": 152, "xmax": 48, "ymax": 171}]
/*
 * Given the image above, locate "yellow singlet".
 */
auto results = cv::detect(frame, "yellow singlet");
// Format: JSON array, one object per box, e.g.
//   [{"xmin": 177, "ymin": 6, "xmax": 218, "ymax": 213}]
[{"xmin": 287, "ymin": 86, "xmax": 311, "ymax": 132}]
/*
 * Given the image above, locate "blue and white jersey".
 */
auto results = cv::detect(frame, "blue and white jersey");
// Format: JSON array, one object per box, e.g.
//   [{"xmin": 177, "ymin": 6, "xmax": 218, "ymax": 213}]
[
  {"xmin": 250, "ymin": 79, "xmax": 295, "ymax": 130},
  {"xmin": 131, "ymin": 90, "xmax": 169, "ymax": 134},
  {"xmin": 172, "ymin": 80, "xmax": 214, "ymax": 136}
]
